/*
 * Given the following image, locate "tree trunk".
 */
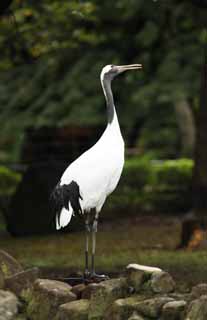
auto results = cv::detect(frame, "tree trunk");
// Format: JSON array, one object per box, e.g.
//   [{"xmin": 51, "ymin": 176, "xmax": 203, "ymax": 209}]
[
  {"xmin": 193, "ymin": 50, "xmax": 207, "ymax": 228},
  {"xmin": 178, "ymin": 50, "xmax": 207, "ymax": 249},
  {"xmin": 174, "ymin": 99, "xmax": 195, "ymax": 157}
]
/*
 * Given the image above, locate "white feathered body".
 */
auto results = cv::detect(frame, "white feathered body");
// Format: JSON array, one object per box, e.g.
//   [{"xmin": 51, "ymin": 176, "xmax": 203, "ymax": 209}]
[{"xmin": 56, "ymin": 113, "xmax": 124, "ymax": 229}]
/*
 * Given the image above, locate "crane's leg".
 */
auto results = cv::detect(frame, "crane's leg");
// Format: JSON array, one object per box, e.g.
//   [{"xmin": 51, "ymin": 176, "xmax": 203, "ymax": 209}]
[
  {"xmin": 84, "ymin": 213, "xmax": 90, "ymax": 279},
  {"xmin": 91, "ymin": 214, "xmax": 97, "ymax": 276},
  {"xmin": 91, "ymin": 212, "xmax": 109, "ymax": 281}
]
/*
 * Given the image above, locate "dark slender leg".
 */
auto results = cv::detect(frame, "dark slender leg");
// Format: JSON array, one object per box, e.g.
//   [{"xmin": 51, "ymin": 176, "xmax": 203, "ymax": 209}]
[
  {"xmin": 91, "ymin": 217, "xmax": 97, "ymax": 275},
  {"xmin": 91, "ymin": 213, "xmax": 109, "ymax": 281},
  {"xmin": 84, "ymin": 214, "xmax": 90, "ymax": 279}
]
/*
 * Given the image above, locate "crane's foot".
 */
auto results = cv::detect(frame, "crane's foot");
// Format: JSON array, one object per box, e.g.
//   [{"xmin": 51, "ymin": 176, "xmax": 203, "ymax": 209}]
[
  {"xmin": 83, "ymin": 270, "xmax": 92, "ymax": 283},
  {"xmin": 90, "ymin": 272, "xmax": 110, "ymax": 282},
  {"xmin": 57, "ymin": 276, "xmax": 85, "ymax": 286}
]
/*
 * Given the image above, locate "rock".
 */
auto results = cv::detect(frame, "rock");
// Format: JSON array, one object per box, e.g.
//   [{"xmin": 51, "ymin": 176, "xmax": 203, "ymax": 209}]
[
  {"xmin": 169, "ymin": 293, "xmax": 191, "ymax": 302},
  {"xmin": 135, "ymin": 296, "xmax": 174, "ymax": 318},
  {"xmin": 82, "ymin": 283, "xmax": 99, "ymax": 299},
  {"xmin": 126, "ymin": 264, "xmax": 162, "ymax": 274},
  {"xmin": 105, "ymin": 296, "xmax": 147, "ymax": 320},
  {"xmin": 0, "ymin": 290, "xmax": 19, "ymax": 320},
  {"xmin": 14, "ymin": 316, "xmax": 27, "ymax": 320},
  {"xmin": 88, "ymin": 278, "xmax": 127, "ymax": 320},
  {"xmin": 106, "ymin": 295, "xmax": 173, "ymax": 319},
  {"xmin": 71, "ymin": 284, "xmax": 86, "ymax": 299},
  {"xmin": 161, "ymin": 300, "xmax": 187, "ymax": 320},
  {"xmin": 5, "ymin": 267, "xmax": 39, "ymax": 298},
  {"xmin": 151, "ymin": 271, "xmax": 175, "ymax": 294},
  {"xmin": 190, "ymin": 283, "xmax": 207, "ymax": 299},
  {"xmin": 26, "ymin": 279, "xmax": 77, "ymax": 320},
  {"xmin": 0, "ymin": 250, "xmax": 23, "ymax": 278},
  {"xmin": 0, "ymin": 271, "xmax": 4, "ymax": 290},
  {"xmin": 55, "ymin": 299, "xmax": 89, "ymax": 320},
  {"xmin": 126, "ymin": 264, "xmax": 162, "ymax": 292},
  {"xmin": 185, "ymin": 295, "xmax": 207, "ymax": 320},
  {"xmin": 128, "ymin": 312, "xmax": 145, "ymax": 320}
]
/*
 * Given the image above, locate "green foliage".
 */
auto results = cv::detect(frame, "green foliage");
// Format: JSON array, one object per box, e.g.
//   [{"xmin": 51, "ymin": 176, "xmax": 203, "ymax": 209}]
[
  {"xmin": 0, "ymin": 166, "xmax": 21, "ymax": 196},
  {"xmin": 0, "ymin": 1, "xmax": 205, "ymax": 160},
  {"xmin": 106, "ymin": 158, "xmax": 193, "ymax": 214},
  {"xmin": 151, "ymin": 158, "xmax": 193, "ymax": 187},
  {"xmin": 138, "ymin": 103, "xmax": 179, "ymax": 158}
]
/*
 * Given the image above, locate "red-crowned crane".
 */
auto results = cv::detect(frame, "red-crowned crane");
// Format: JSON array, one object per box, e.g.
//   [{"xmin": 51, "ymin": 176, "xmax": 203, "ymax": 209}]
[{"xmin": 50, "ymin": 64, "xmax": 142, "ymax": 281}]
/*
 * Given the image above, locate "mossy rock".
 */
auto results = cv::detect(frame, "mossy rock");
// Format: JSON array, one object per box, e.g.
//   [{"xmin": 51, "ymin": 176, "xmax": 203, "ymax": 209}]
[
  {"xmin": 55, "ymin": 299, "xmax": 90, "ymax": 320},
  {"xmin": 0, "ymin": 250, "xmax": 23, "ymax": 279},
  {"xmin": 150, "ymin": 271, "xmax": 175, "ymax": 294},
  {"xmin": 161, "ymin": 300, "xmax": 187, "ymax": 320},
  {"xmin": 88, "ymin": 278, "xmax": 128, "ymax": 320},
  {"xmin": 26, "ymin": 279, "xmax": 77, "ymax": 320},
  {"xmin": 126, "ymin": 264, "xmax": 162, "ymax": 292},
  {"xmin": 0, "ymin": 289, "xmax": 19, "ymax": 319},
  {"xmin": 5, "ymin": 267, "xmax": 39, "ymax": 298},
  {"xmin": 186, "ymin": 295, "xmax": 207, "ymax": 320},
  {"xmin": 128, "ymin": 313, "xmax": 146, "ymax": 320},
  {"xmin": 105, "ymin": 296, "xmax": 147, "ymax": 320},
  {"xmin": 107, "ymin": 296, "xmax": 174, "ymax": 319},
  {"xmin": 0, "ymin": 269, "xmax": 4, "ymax": 289}
]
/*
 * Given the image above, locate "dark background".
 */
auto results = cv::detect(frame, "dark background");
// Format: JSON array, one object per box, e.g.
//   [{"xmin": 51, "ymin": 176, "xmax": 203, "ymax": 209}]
[{"xmin": 0, "ymin": 0, "xmax": 207, "ymax": 284}]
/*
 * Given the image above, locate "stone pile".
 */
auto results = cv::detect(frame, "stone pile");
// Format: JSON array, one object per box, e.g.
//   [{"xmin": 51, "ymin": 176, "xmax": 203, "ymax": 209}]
[{"xmin": 1, "ymin": 249, "xmax": 207, "ymax": 319}]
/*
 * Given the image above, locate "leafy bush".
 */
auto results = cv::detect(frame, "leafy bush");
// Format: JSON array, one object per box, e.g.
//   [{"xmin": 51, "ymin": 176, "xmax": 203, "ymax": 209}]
[
  {"xmin": 105, "ymin": 158, "xmax": 193, "ymax": 216},
  {"xmin": 0, "ymin": 166, "xmax": 21, "ymax": 231},
  {"xmin": 0, "ymin": 166, "xmax": 21, "ymax": 196}
]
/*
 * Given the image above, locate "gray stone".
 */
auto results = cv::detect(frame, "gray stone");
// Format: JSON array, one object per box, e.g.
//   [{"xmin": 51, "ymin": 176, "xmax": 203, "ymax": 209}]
[
  {"xmin": 135, "ymin": 296, "xmax": 174, "ymax": 318},
  {"xmin": 190, "ymin": 283, "xmax": 207, "ymax": 299},
  {"xmin": 71, "ymin": 284, "xmax": 86, "ymax": 299},
  {"xmin": 169, "ymin": 293, "xmax": 191, "ymax": 302},
  {"xmin": 0, "ymin": 250, "xmax": 23, "ymax": 279},
  {"xmin": 105, "ymin": 295, "xmax": 150, "ymax": 320},
  {"xmin": 82, "ymin": 283, "xmax": 99, "ymax": 299},
  {"xmin": 185, "ymin": 295, "xmax": 207, "ymax": 320},
  {"xmin": 88, "ymin": 278, "xmax": 127, "ymax": 320},
  {"xmin": 26, "ymin": 279, "xmax": 77, "ymax": 320},
  {"xmin": 0, "ymin": 290, "xmax": 18, "ymax": 320},
  {"xmin": 126, "ymin": 264, "xmax": 162, "ymax": 274},
  {"xmin": 161, "ymin": 300, "xmax": 187, "ymax": 320},
  {"xmin": 14, "ymin": 316, "xmax": 27, "ymax": 320},
  {"xmin": 151, "ymin": 271, "xmax": 175, "ymax": 294},
  {"xmin": 0, "ymin": 271, "xmax": 4, "ymax": 290},
  {"xmin": 128, "ymin": 312, "xmax": 145, "ymax": 320},
  {"xmin": 106, "ymin": 295, "xmax": 174, "ymax": 320},
  {"xmin": 5, "ymin": 267, "xmax": 39, "ymax": 297},
  {"xmin": 55, "ymin": 299, "xmax": 89, "ymax": 320},
  {"xmin": 126, "ymin": 264, "xmax": 162, "ymax": 292}
]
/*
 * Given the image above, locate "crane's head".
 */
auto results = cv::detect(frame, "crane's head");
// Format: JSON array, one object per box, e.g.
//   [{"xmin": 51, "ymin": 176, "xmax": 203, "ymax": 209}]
[{"xmin": 100, "ymin": 64, "xmax": 142, "ymax": 82}]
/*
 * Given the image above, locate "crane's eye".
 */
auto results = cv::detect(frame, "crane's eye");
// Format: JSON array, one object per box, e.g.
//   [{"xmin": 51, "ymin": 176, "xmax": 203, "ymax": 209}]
[{"xmin": 110, "ymin": 64, "xmax": 114, "ymax": 68}]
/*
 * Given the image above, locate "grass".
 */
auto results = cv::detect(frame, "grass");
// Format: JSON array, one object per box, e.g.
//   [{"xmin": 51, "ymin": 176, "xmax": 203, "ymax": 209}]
[{"xmin": 0, "ymin": 215, "xmax": 207, "ymax": 289}]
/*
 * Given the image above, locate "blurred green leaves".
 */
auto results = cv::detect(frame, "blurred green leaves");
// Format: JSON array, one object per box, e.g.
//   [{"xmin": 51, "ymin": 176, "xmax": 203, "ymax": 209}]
[{"xmin": 0, "ymin": 0, "xmax": 205, "ymax": 161}]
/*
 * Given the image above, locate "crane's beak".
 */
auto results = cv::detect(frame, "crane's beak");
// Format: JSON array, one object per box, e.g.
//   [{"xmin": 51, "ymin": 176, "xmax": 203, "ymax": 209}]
[{"xmin": 116, "ymin": 64, "xmax": 142, "ymax": 73}]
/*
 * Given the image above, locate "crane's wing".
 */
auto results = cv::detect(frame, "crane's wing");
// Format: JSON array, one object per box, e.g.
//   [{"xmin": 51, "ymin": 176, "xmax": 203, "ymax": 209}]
[{"xmin": 50, "ymin": 180, "xmax": 82, "ymax": 229}]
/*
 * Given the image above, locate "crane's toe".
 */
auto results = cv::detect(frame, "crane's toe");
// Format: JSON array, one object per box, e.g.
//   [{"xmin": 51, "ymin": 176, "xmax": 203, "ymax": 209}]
[{"xmin": 90, "ymin": 272, "xmax": 110, "ymax": 282}]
